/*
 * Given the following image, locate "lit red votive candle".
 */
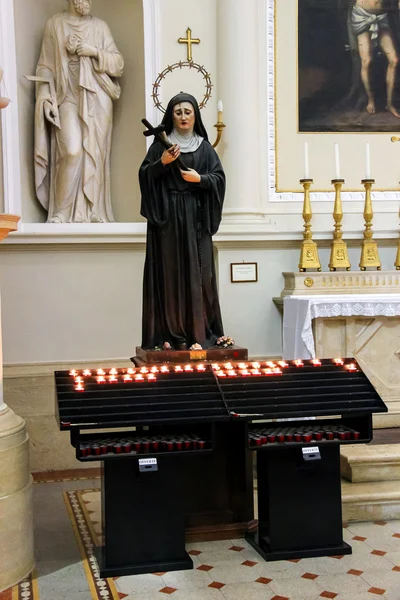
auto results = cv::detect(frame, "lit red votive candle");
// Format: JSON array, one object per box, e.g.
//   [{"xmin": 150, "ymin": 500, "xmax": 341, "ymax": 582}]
[
  {"xmin": 80, "ymin": 445, "xmax": 89, "ymax": 457},
  {"xmin": 92, "ymin": 444, "xmax": 101, "ymax": 456}
]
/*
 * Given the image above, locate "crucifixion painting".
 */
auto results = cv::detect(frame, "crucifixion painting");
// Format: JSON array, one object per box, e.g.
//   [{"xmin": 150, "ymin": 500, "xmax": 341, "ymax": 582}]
[{"xmin": 298, "ymin": 0, "xmax": 400, "ymax": 132}]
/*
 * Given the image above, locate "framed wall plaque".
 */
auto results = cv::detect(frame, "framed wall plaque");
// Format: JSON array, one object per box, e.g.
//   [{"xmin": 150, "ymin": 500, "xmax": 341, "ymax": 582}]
[{"xmin": 230, "ymin": 262, "xmax": 258, "ymax": 283}]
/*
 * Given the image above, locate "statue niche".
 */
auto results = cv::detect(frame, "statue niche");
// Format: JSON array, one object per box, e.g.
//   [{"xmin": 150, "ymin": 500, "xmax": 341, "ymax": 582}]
[{"xmin": 32, "ymin": 0, "xmax": 124, "ymax": 223}]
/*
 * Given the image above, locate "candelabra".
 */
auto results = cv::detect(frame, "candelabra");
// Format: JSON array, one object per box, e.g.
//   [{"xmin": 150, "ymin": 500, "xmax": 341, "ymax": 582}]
[
  {"xmin": 298, "ymin": 179, "xmax": 321, "ymax": 272},
  {"xmin": 212, "ymin": 106, "xmax": 226, "ymax": 149},
  {"xmin": 359, "ymin": 179, "xmax": 381, "ymax": 271},
  {"xmin": 395, "ymin": 205, "xmax": 400, "ymax": 270},
  {"xmin": 328, "ymin": 179, "xmax": 351, "ymax": 271}
]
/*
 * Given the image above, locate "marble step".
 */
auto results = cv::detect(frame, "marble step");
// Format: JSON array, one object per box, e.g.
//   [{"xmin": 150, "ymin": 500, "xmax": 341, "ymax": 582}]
[
  {"xmin": 341, "ymin": 444, "xmax": 400, "ymax": 483},
  {"xmin": 342, "ymin": 479, "xmax": 400, "ymax": 523}
]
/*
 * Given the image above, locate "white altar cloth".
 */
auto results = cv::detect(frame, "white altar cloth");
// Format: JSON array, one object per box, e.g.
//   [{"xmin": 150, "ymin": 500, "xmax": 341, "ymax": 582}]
[{"xmin": 283, "ymin": 294, "xmax": 400, "ymax": 360}]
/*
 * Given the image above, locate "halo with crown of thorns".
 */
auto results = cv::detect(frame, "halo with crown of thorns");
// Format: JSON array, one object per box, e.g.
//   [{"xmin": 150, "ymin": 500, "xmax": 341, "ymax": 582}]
[{"xmin": 152, "ymin": 60, "xmax": 213, "ymax": 113}]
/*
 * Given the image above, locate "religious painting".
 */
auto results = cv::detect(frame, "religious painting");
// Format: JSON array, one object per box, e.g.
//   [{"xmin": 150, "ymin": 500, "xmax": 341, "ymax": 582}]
[{"xmin": 299, "ymin": 0, "xmax": 400, "ymax": 132}]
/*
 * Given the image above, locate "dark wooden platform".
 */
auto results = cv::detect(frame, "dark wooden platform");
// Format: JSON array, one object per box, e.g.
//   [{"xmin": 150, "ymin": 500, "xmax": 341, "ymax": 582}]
[{"xmin": 132, "ymin": 345, "xmax": 248, "ymax": 365}]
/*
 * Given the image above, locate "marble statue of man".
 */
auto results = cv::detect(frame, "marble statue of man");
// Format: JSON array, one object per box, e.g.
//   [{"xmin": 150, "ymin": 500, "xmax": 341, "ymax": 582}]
[{"xmin": 34, "ymin": 0, "xmax": 124, "ymax": 223}]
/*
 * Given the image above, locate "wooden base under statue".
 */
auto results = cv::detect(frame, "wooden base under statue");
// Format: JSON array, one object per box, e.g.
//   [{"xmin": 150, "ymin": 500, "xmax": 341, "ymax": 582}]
[
  {"xmin": 131, "ymin": 345, "xmax": 254, "ymax": 543},
  {"xmin": 132, "ymin": 345, "xmax": 248, "ymax": 366}
]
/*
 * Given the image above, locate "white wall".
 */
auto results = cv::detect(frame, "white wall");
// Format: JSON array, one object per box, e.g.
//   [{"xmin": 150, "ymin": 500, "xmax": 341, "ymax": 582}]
[
  {"xmin": 157, "ymin": 0, "xmax": 219, "ymax": 140},
  {"xmin": 0, "ymin": 246, "xmax": 144, "ymax": 363},
  {"xmin": 0, "ymin": 240, "xmax": 397, "ymax": 366}
]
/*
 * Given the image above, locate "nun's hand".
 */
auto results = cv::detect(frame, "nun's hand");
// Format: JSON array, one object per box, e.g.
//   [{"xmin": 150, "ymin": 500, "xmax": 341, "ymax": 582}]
[
  {"xmin": 180, "ymin": 168, "xmax": 201, "ymax": 183},
  {"xmin": 161, "ymin": 144, "xmax": 180, "ymax": 165}
]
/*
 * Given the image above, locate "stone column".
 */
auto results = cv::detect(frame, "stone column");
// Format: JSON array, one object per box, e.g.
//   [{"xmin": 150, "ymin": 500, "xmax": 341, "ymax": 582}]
[
  {"xmin": 217, "ymin": 0, "xmax": 265, "ymax": 219},
  {"xmin": 0, "ymin": 215, "xmax": 34, "ymax": 592}
]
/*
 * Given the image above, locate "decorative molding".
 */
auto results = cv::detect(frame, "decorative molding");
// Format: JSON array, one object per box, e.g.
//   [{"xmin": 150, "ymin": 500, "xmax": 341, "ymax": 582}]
[
  {"xmin": 0, "ymin": 0, "xmax": 22, "ymax": 218},
  {"xmin": 266, "ymin": 0, "xmax": 400, "ymax": 205},
  {"xmin": 266, "ymin": 0, "xmax": 276, "ymax": 202},
  {"xmin": 3, "ymin": 222, "xmax": 147, "ymax": 245},
  {"xmin": 142, "ymin": 0, "xmax": 161, "ymax": 142},
  {"xmin": 1, "ymin": 214, "xmax": 398, "ymax": 245},
  {"xmin": 280, "ymin": 270, "xmax": 400, "ymax": 297}
]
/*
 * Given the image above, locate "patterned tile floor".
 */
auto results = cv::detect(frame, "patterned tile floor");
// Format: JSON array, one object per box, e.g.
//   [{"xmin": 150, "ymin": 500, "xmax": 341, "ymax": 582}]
[
  {"xmin": 10, "ymin": 479, "xmax": 400, "ymax": 600},
  {"xmin": 109, "ymin": 525, "xmax": 400, "ymax": 600},
  {"xmin": 77, "ymin": 489, "xmax": 400, "ymax": 600}
]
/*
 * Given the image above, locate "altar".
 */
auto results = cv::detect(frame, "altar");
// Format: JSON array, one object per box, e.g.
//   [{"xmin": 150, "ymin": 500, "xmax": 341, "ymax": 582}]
[{"xmin": 277, "ymin": 271, "xmax": 400, "ymax": 428}]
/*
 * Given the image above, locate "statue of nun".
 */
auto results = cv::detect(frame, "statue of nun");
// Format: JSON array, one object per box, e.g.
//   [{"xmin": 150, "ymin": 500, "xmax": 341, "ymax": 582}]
[{"xmin": 139, "ymin": 93, "xmax": 226, "ymax": 350}]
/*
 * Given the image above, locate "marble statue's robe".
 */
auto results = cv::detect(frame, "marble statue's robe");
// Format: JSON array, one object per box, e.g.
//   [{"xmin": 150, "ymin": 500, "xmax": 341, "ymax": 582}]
[
  {"xmin": 139, "ymin": 140, "xmax": 226, "ymax": 350},
  {"xmin": 34, "ymin": 12, "xmax": 124, "ymax": 222}
]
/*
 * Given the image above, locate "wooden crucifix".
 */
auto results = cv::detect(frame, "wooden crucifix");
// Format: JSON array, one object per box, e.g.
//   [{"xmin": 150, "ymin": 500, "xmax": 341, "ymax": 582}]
[
  {"xmin": 178, "ymin": 27, "xmax": 200, "ymax": 62},
  {"xmin": 141, "ymin": 118, "xmax": 188, "ymax": 170}
]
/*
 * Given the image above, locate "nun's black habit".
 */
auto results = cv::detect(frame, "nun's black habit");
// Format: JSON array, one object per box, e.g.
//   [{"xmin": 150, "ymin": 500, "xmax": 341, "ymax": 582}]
[{"xmin": 139, "ymin": 93, "xmax": 225, "ymax": 350}]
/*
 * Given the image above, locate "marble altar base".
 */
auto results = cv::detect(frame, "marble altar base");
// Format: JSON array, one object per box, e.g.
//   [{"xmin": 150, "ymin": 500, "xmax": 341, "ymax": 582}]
[
  {"xmin": 314, "ymin": 315, "xmax": 400, "ymax": 428},
  {"xmin": 278, "ymin": 271, "xmax": 400, "ymax": 428},
  {"xmin": 341, "ymin": 444, "xmax": 400, "ymax": 522}
]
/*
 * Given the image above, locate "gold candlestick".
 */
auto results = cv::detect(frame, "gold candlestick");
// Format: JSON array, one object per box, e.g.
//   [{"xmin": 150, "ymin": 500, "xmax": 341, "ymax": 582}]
[
  {"xmin": 212, "ymin": 116, "xmax": 226, "ymax": 149},
  {"xmin": 395, "ymin": 204, "xmax": 400, "ymax": 270},
  {"xmin": 359, "ymin": 179, "xmax": 381, "ymax": 271},
  {"xmin": 329, "ymin": 179, "xmax": 351, "ymax": 271},
  {"xmin": 298, "ymin": 179, "xmax": 321, "ymax": 272}
]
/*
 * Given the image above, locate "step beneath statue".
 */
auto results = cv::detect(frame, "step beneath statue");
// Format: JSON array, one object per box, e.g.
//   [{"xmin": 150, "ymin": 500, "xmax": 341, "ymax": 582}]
[{"xmin": 132, "ymin": 345, "xmax": 248, "ymax": 365}]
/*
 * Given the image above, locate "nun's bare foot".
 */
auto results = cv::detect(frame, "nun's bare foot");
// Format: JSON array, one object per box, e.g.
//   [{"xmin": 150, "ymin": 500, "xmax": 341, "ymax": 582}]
[
  {"xmin": 386, "ymin": 104, "xmax": 400, "ymax": 118},
  {"xmin": 366, "ymin": 101, "xmax": 376, "ymax": 115}
]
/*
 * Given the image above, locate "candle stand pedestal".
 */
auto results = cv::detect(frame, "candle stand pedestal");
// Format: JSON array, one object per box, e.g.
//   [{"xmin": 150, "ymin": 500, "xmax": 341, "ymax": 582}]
[
  {"xmin": 298, "ymin": 179, "xmax": 321, "ymax": 272},
  {"xmin": 395, "ymin": 205, "xmax": 400, "ymax": 270},
  {"xmin": 329, "ymin": 179, "xmax": 351, "ymax": 272},
  {"xmin": 359, "ymin": 180, "xmax": 381, "ymax": 271}
]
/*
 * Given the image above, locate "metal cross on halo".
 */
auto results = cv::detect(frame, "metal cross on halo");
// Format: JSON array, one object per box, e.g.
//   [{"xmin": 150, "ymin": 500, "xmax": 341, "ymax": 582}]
[{"xmin": 178, "ymin": 27, "xmax": 200, "ymax": 62}]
